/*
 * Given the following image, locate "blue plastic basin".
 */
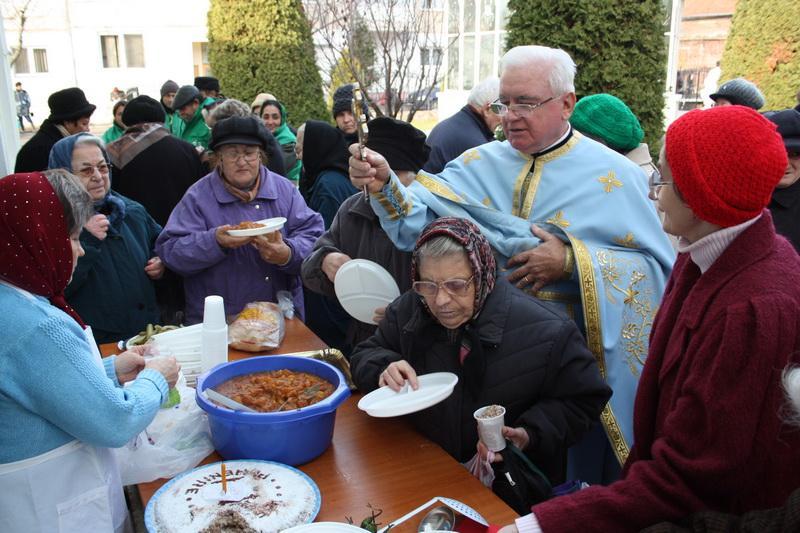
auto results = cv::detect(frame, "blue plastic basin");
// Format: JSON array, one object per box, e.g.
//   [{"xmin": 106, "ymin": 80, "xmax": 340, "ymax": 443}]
[{"xmin": 196, "ymin": 356, "xmax": 351, "ymax": 465}]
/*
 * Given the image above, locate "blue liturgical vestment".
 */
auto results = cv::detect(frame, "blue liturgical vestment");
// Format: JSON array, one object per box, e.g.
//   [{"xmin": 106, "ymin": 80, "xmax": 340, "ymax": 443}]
[{"xmin": 369, "ymin": 131, "xmax": 676, "ymax": 468}]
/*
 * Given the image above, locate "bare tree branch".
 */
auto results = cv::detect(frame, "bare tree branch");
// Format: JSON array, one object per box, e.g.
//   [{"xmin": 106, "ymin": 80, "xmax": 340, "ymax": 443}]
[
  {"xmin": 4, "ymin": 0, "xmax": 34, "ymax": 66},
  {"xmin": 304, "ymin": 0, "xmax": 454, "ymax": 121}
]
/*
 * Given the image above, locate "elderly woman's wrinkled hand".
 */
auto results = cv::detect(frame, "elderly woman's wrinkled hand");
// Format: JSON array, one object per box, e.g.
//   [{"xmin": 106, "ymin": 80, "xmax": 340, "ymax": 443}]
[
  {"xmin": 252, "ymin": 232, "xmax": 292, "ymax": 266},
  {"xmin": 349, "ymin": 144, "xmax": 392, "ymax": 194},
  {"xmin": 321, "ymin": 252, "xmax": 352, "ymax": 282},
  {"xmin": 378, "ymin": 360, "xmax": 419, "ymax": 392},
  {"xmin": 476, "ymin": 426, "xmax": 531, "ymax": 463},
  {"xmin": 145, "ymin": 356, "xmax": 181, "ymax": 389},
  {"xmin": 114, "ymin": 350, "xmax": 146, "ymax": 384},
  {"xmin": 85, "ymin": 213, "xmax": 110, "ymax": 240},
  {"xmin": 144, "ymin": 257, "xmax": 165, "ymax": 280},
  {"xmin": 215, "ymin": 225, "xmax": 255, "ymax": 249},
  {"xmin": 507, "ymin": 224, "xmax": 566, "ymax": 293}
]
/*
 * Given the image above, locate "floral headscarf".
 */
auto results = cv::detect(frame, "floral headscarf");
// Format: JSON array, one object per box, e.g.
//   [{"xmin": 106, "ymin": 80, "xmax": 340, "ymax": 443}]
[
  {"xmin": 411, "ymin": 217, "xmax": 497, "ymax": 319},
  {"xmin": 0, "ymin": 173, "xmax": 85, "ymax": 327}
]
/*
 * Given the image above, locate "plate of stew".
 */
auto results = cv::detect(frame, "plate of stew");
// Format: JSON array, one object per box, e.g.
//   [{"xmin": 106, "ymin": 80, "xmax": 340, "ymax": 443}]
[{"xmin": 227, "ymin": 217, "xmax": 287, "ymax": 237}]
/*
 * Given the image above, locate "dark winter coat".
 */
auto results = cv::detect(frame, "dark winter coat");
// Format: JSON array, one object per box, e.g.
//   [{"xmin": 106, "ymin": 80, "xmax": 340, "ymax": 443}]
[
  {"xmin": 66, "ymin": 192, "xmax": 162, "ymax": 344},
  {"xmin": 110, "ymin": 135, "xmax": 204, "ymax": 227},
  {"xmin": 532, "ymin": 211, "xmax": 800, "ymax": 532},
  {"xmin": 14, "ymin": 119, "xmax": 64, "ymax": 173},
  {"xmin": 351, "ymin": 278, "xmax": 611, "ymax": 482},
  {"xmin": 301, "ymin": 193, "xmax": 413, "ymax": 348},
  {"xmin": 769, "ymin": 180, "xmax": 800, "ymax": 253},
  {"xmin": 423, "ymin": 105, "xmax": 495, "ymax": 174}
]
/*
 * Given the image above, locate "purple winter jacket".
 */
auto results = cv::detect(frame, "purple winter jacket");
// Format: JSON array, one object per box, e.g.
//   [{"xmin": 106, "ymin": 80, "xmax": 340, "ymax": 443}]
[{"xmin": 155, "ymin": 166, "xmax": 323, "ymax": 324}]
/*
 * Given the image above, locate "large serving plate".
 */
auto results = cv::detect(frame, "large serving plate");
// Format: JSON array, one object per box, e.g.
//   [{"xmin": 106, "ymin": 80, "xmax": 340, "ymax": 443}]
[
  {"xmin": 144, "ymin": 459, "xmax": 320, "ymax": 532},
  {"xmin": 357, "ymin": 372, "xmax": 458, "ymax": 418}
]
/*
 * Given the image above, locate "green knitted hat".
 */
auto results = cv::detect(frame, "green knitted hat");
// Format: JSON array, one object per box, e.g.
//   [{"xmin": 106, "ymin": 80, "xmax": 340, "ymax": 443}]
[{"xmin": 570, "ymin": 94, "xmax": 644, "ymax": 152}]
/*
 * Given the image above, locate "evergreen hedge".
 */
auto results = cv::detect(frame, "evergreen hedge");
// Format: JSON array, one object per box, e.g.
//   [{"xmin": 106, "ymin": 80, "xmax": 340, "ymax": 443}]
[
  {"xmin": 207, "ymin": 0, "xmax": 328, "ymax": 125},
  {"xmin": 506, "ymin": 0, "xmax": 667, "ymax": 152},
  {"xmin": 721, "ymin": 0, "xmax": 800, "ymax": 110}
]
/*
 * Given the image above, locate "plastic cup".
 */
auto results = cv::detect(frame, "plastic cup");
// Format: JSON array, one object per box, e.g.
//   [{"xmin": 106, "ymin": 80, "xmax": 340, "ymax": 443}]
[
  {"xmin": 203, "ymin": 295, "xmax": 226, "ymax": 329},
  {"xmin": 474, "ymin": 404, "xmax": 506, "ymax": 452}
]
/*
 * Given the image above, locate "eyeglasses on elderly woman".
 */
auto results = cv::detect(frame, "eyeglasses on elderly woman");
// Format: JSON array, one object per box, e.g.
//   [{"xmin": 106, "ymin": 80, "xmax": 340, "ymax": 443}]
[
  {"xmin": 412, "ymin": 275, "xmax": 474, "ymax": 297},
  {"xmin": 648, "ymin": 168, "xmax": 673, "ymax": 197},
  {"xmin": 73, "ymin": 162, "xmax": 110, "ymax": 179},
  {"xmin": 218, "ymin": 146, "xmax": 260, "ymax": 163}
]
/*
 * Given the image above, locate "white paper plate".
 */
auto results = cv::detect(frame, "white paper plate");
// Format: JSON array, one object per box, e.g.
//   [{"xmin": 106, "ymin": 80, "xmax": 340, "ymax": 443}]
[
  {"xmin": 283, "ymin": 522, "xmax": 367, "ymax": 532},
  {"xmin": 357, "ymin": 372, "xmax": 458, "ymax": 418},
  {"xmin": 334, "ymin": 259, "xmax": 400, "ymax": 324},
  {"xmin": 226, "ymin": 217, "xmax": 287, "ymax": 237}
]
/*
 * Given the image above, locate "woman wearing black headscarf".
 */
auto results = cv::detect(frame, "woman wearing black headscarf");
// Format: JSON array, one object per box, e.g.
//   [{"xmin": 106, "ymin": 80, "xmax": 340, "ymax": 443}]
[
  {"xmin": 351, "ymin": 217, "xmax": 610, "ymax": 485},
  {"xmin": 298, "ymin": 120, "xmax": 358, "ymax": 228}
]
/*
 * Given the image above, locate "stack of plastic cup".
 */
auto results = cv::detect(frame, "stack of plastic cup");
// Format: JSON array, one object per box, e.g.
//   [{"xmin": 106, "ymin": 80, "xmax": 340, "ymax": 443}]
[{"xmin": 201, "ymin": 295, "xmax": 228, "ymax": 372}]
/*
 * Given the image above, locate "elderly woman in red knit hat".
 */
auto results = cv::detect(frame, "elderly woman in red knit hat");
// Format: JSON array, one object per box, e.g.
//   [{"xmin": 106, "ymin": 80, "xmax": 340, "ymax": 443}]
[{"xmin": 493, "ymin": 106, "xmax": 800, "ymax": 532}]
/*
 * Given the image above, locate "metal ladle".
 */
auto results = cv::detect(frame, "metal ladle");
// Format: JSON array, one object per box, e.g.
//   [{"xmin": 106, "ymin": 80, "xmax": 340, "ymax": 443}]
[{"xmin": 417, "ymin": 505, "xmax": 456, "ymax": 532}]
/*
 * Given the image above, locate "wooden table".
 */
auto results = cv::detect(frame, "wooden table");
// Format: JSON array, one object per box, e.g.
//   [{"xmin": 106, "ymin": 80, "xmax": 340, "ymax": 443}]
[{"xmin": 104, "ymin": 319, "xmax": 518, "ymax": 528}]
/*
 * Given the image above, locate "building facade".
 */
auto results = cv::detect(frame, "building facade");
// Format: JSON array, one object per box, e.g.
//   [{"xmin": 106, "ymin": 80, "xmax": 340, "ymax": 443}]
[{"xmin": 2, "ymin": 0, "xmax": 211, "ymax": 123}]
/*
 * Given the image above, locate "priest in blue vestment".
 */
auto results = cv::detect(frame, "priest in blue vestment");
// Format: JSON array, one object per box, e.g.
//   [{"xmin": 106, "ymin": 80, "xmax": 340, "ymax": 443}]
[{"xmin": 350, "ymin": 45, "xmax": 676, "ymax": 484}]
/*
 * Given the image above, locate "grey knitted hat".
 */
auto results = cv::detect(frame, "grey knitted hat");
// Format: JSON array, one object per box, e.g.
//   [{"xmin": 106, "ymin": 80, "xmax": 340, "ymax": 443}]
[
  {"xmin": 160, "ymin": 80, "xmax": 179, "ymax": 97},
  {"xmin": 710, "ymin": 78, "xmax": 765, "ymax": 110}
]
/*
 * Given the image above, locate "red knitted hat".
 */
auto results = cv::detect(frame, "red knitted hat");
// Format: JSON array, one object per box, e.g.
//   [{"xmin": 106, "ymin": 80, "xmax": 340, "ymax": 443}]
[{"xmin": 665, "ymin": 106, "xmax": 787, "ymax": 227}]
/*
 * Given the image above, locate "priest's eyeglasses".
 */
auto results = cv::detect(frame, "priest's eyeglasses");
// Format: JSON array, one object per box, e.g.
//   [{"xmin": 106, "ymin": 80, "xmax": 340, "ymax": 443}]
[
  {"xmin": 490, "ymin": 97, "xmax": 556, "ymax": 117},
  {"xmin": 413, "ymin": 276, "xmax": 474, "ymax": 297}
]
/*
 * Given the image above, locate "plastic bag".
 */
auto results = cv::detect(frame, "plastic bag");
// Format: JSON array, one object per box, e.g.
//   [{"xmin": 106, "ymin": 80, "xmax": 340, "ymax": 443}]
[
  {"xmin": 228, "ymin": 301, "xmax": 286, "ymax": 351},
  {"xmin": 113, "ymin": 375, "xmax": 214, "ymax": 485},
  {"xmin": 277, "ymin": 290, "xmax": 295, "ymax": 319},
  {"xmin": 464, "ymin": 450, "xmax": 495, "ymax": 488}
]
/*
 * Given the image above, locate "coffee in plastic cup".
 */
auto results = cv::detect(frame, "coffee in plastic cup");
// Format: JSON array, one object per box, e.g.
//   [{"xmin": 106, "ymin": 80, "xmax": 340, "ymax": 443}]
[{"xmin": 474, "ymin": 404, "xmax": 506, "ymax": 452}]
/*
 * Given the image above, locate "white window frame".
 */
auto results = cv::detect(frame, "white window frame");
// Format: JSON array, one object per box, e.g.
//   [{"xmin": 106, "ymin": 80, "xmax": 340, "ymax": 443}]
[{"xmin": 100, "ymin": 33, "xmax": 145, "ymax": 69}]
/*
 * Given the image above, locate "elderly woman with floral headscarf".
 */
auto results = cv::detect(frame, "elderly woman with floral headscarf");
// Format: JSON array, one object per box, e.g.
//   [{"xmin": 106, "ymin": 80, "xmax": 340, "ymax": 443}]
[
  {"xmin": 350, "ymin": 217, "xmax": 610, "ymax": 487},
  {"xmin": 48, "ymin": 132, "xmax": 165, "ymax": 344},
  {"xmin": 0, "ymin": 171, "xmax": 178, "ymax": 533}
]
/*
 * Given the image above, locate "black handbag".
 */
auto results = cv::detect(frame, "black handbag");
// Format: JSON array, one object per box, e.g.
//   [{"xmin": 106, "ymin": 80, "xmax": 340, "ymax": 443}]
[{"xmin": 491, "ymin": 441, "xmax": 553, "ymax": 515}]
